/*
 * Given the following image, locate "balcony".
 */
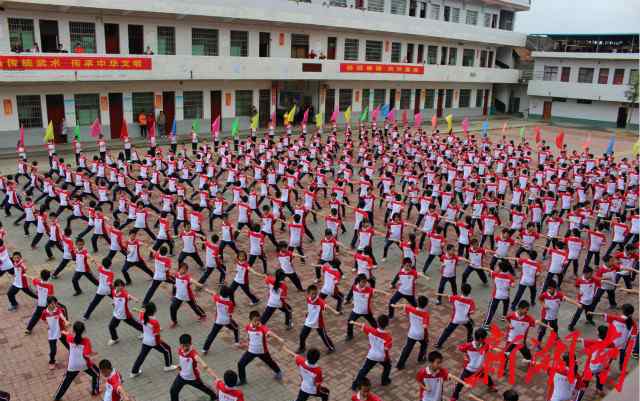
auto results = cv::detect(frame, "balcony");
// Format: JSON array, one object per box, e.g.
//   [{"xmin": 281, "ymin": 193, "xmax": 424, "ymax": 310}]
[
  {"xmin": 0, "ymin": 53, "xmax": 521, "ymax": 84},
  {"xmin": 527, "ymin": 79, "xmax": 632, "ymax": 103}
]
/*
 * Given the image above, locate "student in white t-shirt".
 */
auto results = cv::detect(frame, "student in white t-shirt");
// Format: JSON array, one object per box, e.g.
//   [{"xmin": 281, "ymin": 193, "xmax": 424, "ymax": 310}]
[
  {"xmin": 392, "ymin": 295, "xmax": 430, "ymax": 370},
  {"xmin": 236, "ymin": 311, "xmax": 283, "ymax": 385},
  {"xmin": 298, "ymin": 284, "xmax": 336, "ymax": 354}
]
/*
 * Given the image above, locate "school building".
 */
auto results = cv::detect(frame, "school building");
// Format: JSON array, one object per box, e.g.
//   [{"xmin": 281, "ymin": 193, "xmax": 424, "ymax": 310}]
[{"xmin": 0, "ymin": 0, "xmax": 530, "ymax": 147}]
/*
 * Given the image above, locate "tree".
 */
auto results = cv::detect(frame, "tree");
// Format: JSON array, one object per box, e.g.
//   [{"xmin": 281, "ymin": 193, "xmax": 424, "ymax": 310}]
[{"xmin": 624, "ymin": 72, "xmax": 639, "ymax": 124}]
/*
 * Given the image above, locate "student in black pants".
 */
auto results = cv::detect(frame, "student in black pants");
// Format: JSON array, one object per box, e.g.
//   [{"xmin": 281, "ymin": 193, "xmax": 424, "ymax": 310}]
[
  {"xmin": 350, "ymin": 315, "xmax": 393, "ymax": 390},
  {"xmin": 202, "ymin": 286, "xmax": 240, "ymax": 354},
  {"xmin": 237, "ymin": 311, "xmax": 283, "ymax": 385},
  {"xmin": 107, "ymin": 279, "xmax": 143, "ymax": 345},
  {"xmin": 83, "ymin": 258, "xmax": 114, "ymax": 320},
  {"xmin": 53, "ymin": 321, "xmax": 100, "ymax": 401},
  {"xmin": 169, "ymin": 334, "xmax": 216, "ymax": 401},
  {"xmin": 393, "ymin": 296, "xmax": 429, "ymax": 370},
  {"xmin": 6, "ymin": 252, "xmax": 37, "ymax": 311},
  {"xmin": 131, "ymin": 303, "xmax": 177, "ymax": 377},
  {"xmin": 435, "ymin": 284, "xmax": 475, "ymax": 348}
]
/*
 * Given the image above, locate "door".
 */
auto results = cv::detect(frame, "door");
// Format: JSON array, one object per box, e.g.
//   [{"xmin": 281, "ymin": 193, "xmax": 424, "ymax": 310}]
[
  {"xmin": 413, "ymin": 89, "xmax": 421, "ymax": 114},
  {"xmin": 39, "ymin": 20, "xmax": 59, "ymax": 52},
  {"xmin": 389, "ymin": 89, "xmax": 396, "ymax": 110},
  {"xmin": 162, "ymin": 92, "xmax": 175, "ymax": 135},
  {"xmin": 542, "ymin": 101, "xmax": 552, "ymax": 121},
  {"xmin": 210, "ymin": 91, "xmax": 222, "ymax": 131},
  {"xmin": 327, "ymin": 37, "xmax": 337, "ymax": 60},
  {"xmin": 104, "ymin": 24, "xmax": 120, "ymax": 54},
  {"xmin": 108, "ymin": 93, "xmax": 123, "ymax": 139},
  {"xmin": 45, "ymin": 94, "xmax": 65, "ymax": 144},
  {"xmin": 616, "ymin": 107, "xmax": 628, "ymax": 128},
  {"xmin": 483, "ymin": 90, "xmax": 490, "ymax": 116},
  {"xmin": 259, "ymin": 89, "xmax": 271, "ymax": 128},
  {"xmin": 128, "ymin": 25, "xmax": 144, "ymax": 54},
  {"xmin": 324, "ymin": 89, "xmax": 335, "ymax": 123},
  {"xmin": 436, "ymin": 90, "xmax": 444, "ymax": 117}
]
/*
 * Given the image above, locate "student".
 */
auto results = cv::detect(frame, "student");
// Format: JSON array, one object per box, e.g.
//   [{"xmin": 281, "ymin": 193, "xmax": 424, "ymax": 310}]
[
  {"xmin": 52, "ymin": 228, "xmax": 76, "ymax": 278},
  {"xmin": 434, "ymin": 283, "xmax": 476, "ymax": 348},
  {"xmin": 83, "ymin": 258, "xmax": 114, "ymax": 320},
  {"xmin": 6, "ymin": 251, "xmax": 36, "ymax": 311},
  {"xmin": 350, "ymin": 314, "xmax": 393, "ymax": 389},
  {"xmin": 25, "ymin": 269, "xmax": 55, "ymax": 334},
  {"xmin": 42, "ymin": 296, "xmax": 69, "ymax": 370},
  {"xmin": 276, "ymin": 241, "xmax": 304, "ymax": 291},
  {"xmin": 229, "ymin": 251, "xmax": 260, "ymax": 305},
  {"xmin": 504, "ymin": 300, "xmax": 536, "ymax": 367},
  {"xmin": 387, "ymin": 258, "xmax": 418, "ymax": 318},
  {"xmin": 169, "ymin": 334, "xmax": 217, "ymax": 401},
  {"xmin": 568, "ymin": 267, "xmax": 598, "ymax": 332},
  {"xmin": 142, "ymin": 245, "xmax": 175, "ymax": 305},
  {"xmin": 483, "ymin": 260, "xmax": 515, "ymax": 328},
  {"xmin": 298, "ymin": 284, "xmax": 336, "ymax": 354},
  {"xmin": 202, "ymin": 285, "xmax": 240, "ymax": 354},
  {"xmin": 591, "ymin": 255, "xmax": 619, "ymax": 309},
  {"xmin": 70, "ymin": 238, "xmax": 99, "ymax": 296},
  {"xmin": 121, "ymin": 230, "xmax": 153, "ymax": 285},
  {"xmin": 589, "ymin": 303, "xmax": 638, "ymax": 369},
  {"xmin": 450, "ymin": 329, "xmax": 497, "ymax": 401},
  {"xmin": 510, "ymin": 251, "xmax": 542, "ymax": 310},
  {"xmin": 393, "ymin": 295, "xmax": 430, "ymax": 370},
  {"xmin": 199, "ymin": 234, "xmax": 226, "ymax": 286},
  {"xmin": 351, "ymin": 378, "xmax": 382, "ymax": 401},
  {"xmin": 212, "ymin": 370, "xmax": 245, "ymax": 401},
  {"xmin": 237, "ymin": 310, "xmax": 283, "ymax": 385},
  {"xmin": 536, "ymin": 280, "xmax": 564, "ymax": 344},
  {"xmin": 131, "ymin": 302, "xmax": 177, "ymax": 377},
  {"xmin": 107, "ymin": 279, "xmax": 143, "ymax": 345},
  {"xmin": 422, "ymin": 225, "xmax": 444, "ymax": 274},
  {"xmin": 247, "ymin": 224, "xmax": 268, "ymax": 273},
  {"xmin": 260, "ymin": 269, "xmax": 293, "ymax": 329},
  {"xmin": 542, "ymin": 241, "xmax": 568, "ymax": 292},
  {"xmin": 169, "ymin": 262, "xmax": 207, "ymax": 327},
  {"xmin": 53, "ymin": 321, "xmax": 100, "ymax": 401},
  {"xmin": 346, "ymin": 274, "xmax": 379, "ymax": 341},
  {"xmin": 436, "ymin": 244, "xmax": 459, "ymax": 305},
  {"xmin": 461, "ymin": 238, "xmax": 489, "ymax": 285},
  {"xmin": 415, "ymin": 351, "xmax": 449, "ymax": 401},
  {"xmin": 318, "ymin": 260, "xmax": 344, "ymax": 313},
  {"xmin": 99, "ymin": 359, "xmax": 132, "ymax": 401}
]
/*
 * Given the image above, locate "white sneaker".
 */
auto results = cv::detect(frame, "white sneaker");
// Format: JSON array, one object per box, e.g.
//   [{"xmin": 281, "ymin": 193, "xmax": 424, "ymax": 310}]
[
  {"xmin": 129, "ymin": 370, "xmax": 142, "ymax": 378},
  {"xmin": 107, "ymin": 339, "xmax": 119, "ymax": 346},
  {"xmin": 163, "ymin": 365, "xmax": 178, "ymax": 372}
]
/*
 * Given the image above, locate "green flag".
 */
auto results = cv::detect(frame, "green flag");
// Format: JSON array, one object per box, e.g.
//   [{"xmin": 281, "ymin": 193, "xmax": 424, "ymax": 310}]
[
  {"xmin": 359, "ymin": 105, "xmax": 368, "ymax": 122},
  {"xmin": 192, "ymin": 119, "xmax": 200, "ymax": 132},
  {"xmin": 74, "ymin": 126, "xmax": 81, "ymax": 140},
  {"xmin": 231, "ymin": 118, "xmax": 240, "ymax": 138},
  {"xmin": 519, "ymin": 126, "xmax": 525, "ymax": 140}
]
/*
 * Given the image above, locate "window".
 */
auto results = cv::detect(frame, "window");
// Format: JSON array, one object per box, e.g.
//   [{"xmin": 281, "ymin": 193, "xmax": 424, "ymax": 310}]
[
  {"xmin": 417, "ymin": 45, "xmax": 424, "ymax": 63},
  {"xmin": 400, "ymin": 89, "xmax": 411, "ymax": 109},
  {"xmin": 74, "ymin": 94, "xmax": 100, "ymax": 126},
  {"xmin": 259, "ymin": 32, "xmax": 271, "ymax": 58},
  {"xmin": 429, "ymin": 4, "xmax": 440, "ymax": 20},
  {"xmin": 132, "ymin": 92, "xmax": 154, "ymax": 119},
  {"xmin": 450, "ymin": 8, "xmax": 460, "ymax": 23},
  {"xmin": 440, "ymin": 47, "xmax": 448, "ymax": 65},
  {"xmin": 128, "ymin": 25, "xmax": 144, "ymax": 55},
  {"xmin": 613, "ymin": 68, "xmax": 625, "ymax": 85},
  {"xmin": 157, "ymin": 26, "xmax": 175, "ymax": 55},
  {"xmin": 362, "ymin": 89, "xmax": 370, "ymax": 110},
  {"xmin": 577, "ymin": 99, "xmax": 592, "ymax": 104},
  {"xmin": 462, "ymin": 49, "xmax": 475, "ymax": 67},
  {"xmin": 373, "ymin": 89, "xmax": 386, "ymax": 108},
  {"xmin": 8, "ymin": 18, "xmax": 35, "ymax": 52},
  {"xmin": 391, "ymin": 42, "xmax": 402, "ymax": 63},
  {"xmin": 69, "ymin": 22, "xmax": 96, "ymax": 53},
  {"xmin": 368, "ymin": 0, "xmax": 385, "ymax": 12},
  {"xmin": 338, "ymin": 89, "xmax": 353, "ymax": 111},
  {"xmin": 445, "ymin": 89, "xmax": 453, "ymax": 108},
  {"xmin": 183, "ymin": 91, "xmax": 204, "ymax": 119},
  {"xmin": 488, "ymin": 51, "xmax": 494, "ymax": 67},
  {"xmin": 475, "ymin": 90, "xmax": 483, "ymax": 107},
  {"xmin": 552, "ymin": 97, "xmax": 566, "ymax": 102},
  {"xmin": 630, "ymin": 69, "xmax": 639, "ymax": 85},
  {"xmin": 16, "ymin": 95, "xmax": 42, "ymax": 128},
  {"xmin": 444, "ymin": 6, "xmax": 451, "ymax": 21},
  {"xmin": 327, "ymin": 37, "xmax": 337, "ymax": 60},
  {"xmin": 561, "ymin": 67, "xmax": 571, "ymax": 82},
  {"xmin": 448, "ymin": 48, "xmax": 457, "ymax": 65},
  {"xmin": 291, "ymin": 34, "xmax": 309, "ymax": 58},
  {"xmin": 344, "ymin": 38, "xmax": 359, "ymax": 61},
  {"xmin": 483, "ymin": 13, "xmax": 492, "ymax": 27},
  {"xmin": 235, "ymin": 90, "xmax": 253, "ymax": 116},
  {"xmin": 427, "ymin": 46, "xmax": 438, "ymax": 65},
  {"xmin": 459, "ymin": 89, "xmax": 471, "ymax": 107},
  {"xmin": 480, "ymin": 50, "xmax": 488, "ymax": 67},
  {"xmin": 598, "ymin": 68, "xmax": 609, "ymax": 85},
  {"xmin": 391, "ymin": 0, "xmax": 407, "ymax": 15},
  {"xmin": 406, "ymin": 44, "xmax": 414, "ymax": 63},
  {"xmin": 192, "ymin": 28, "xmax": 218, "ymax": 56},
  {"xmin": 365, "ymin": 40, "xmax": 383, "ymax": 62},
  {"xmin": 465, "ymin": 10, "xmax": 478, "ymax": 25},
  {"xmin": 230, "ymin": 31, "xmax": 249, "ymax": 57},
  {"xmin": 578, "ymin": 68, "xmax": 594, "ymax": 83},
  {"xmin": 425, "ymin": 89, "xmax": 435, "ymax": 109},
  {"xmin": 543, "ymin": 66, "xmax": 558, "ymax": 81}
]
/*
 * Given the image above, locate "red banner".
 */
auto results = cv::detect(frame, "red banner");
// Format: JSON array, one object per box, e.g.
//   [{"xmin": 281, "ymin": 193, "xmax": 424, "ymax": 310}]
[
  {"xmin": 339, "ymin": 63, "xmax": 424, "ymax": 75},
  {"xmin": 0, "ymin": 55, "xmax": 152, "ymax": 70}
]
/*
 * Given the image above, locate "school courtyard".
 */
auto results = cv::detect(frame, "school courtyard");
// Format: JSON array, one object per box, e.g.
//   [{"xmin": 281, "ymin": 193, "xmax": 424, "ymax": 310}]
[{"xmin": 0, "ymin": 120, "xmax": 637, "ymax": 401}]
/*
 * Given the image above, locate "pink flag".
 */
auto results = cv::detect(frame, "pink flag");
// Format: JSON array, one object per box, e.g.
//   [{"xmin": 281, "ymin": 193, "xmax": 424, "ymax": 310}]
[
  {"xmin": 461, "ymin": 117, "xmax": 470, "ymax": 133},
  {"xmin": 414, "ymin": 113, "xmax": 422, "ymax": 128},
  {"xmin": 148, "ymin": 120, "xmax": 156, "ymax": 140},
  {"xmin": 582, "ymin": 134, "xmax": 592, "ymax": 150},
  {"xmin": 534, "ymin": 126, "xmax": 542, "ymax": 143},
  {"xmin": 90, "ymin": 118, "xmax": 101, "ymax": 138},
  {"xmin": 501, "ymin": 121, "xmax": 508, "ymax": 133},
  {"xmin": 387, "ymin": 108, "xmax": 396, "ymax": 123},
  {"xmin": 330, "ymin": 107, "xmax": 338, "ymax": 123},
  {"xmin": 270, "ymin": 111, "xmax": 276, "ymax": 127},
  {"xmin": 371, "ymin": 106, "xmax": 380, "ymax": 122},
  {"xmin": 431, "ymin": 114, "xmax": 437, "ymax": 128},
  {"xmin": 19, "ymin": 126, "xmax": 24, "ymax": 147},
  {"xmin": 211, "ymin": 116, "xmax": 220, "ymax": 138},
  {"xmin": 402, "ymin": 110, "xmax": 408, "ymax": 126},
  {"xmin": 302, "ymin": 108, "xmax": 309, "ymax": 125}
]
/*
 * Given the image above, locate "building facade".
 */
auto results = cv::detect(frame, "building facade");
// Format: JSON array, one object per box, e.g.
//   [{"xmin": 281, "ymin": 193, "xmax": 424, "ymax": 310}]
[
  {"xmin": 0, "ymin": 0, "xmax": 529, "ymax": 147},
  {"xmin": 526, "ymin": 34, "xmax": 639, "ymax": 129}
]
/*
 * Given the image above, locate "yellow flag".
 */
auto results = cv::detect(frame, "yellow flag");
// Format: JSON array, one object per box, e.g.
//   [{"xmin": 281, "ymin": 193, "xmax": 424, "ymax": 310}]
[
  {"xmin": 315, "ymin": 113, "xmax": 323, "ymax": 128},
  {"xmin": 250, "ymin": 113, "xmax": 259, "ymax": 130},
  {"xmin": 287, "ymin": 105, "xmax": 296, "ymax": 125},
  {"xmin": 344, "ymin": 106, "xmax": 352, "ymax": 124},
  {"xmin": 43, "ymin": 120, "xmax": 54, "ymax": 142},
  {"xmin": 445, "ymin": 114, "xmax": 453, "ymax": 131},
  {"xmin": 633, "ymin": 139, "xmax": 640, "ymax": 156}
]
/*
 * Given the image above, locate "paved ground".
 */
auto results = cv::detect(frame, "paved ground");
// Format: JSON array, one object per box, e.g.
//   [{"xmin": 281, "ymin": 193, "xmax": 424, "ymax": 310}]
[{"xmin": 0, "ymin": 121, "xmax": 637, "ymax": 401}]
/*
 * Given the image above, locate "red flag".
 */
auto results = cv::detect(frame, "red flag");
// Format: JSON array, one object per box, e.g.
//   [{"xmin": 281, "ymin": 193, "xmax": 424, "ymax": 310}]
[
  {"xmin": 582, "ymin": 134, "xmax": 592, "ymax": 150},
  {"xmin": 302, "ymin": 108, "xmax": 309, "ymax": 125},
  {"xmin": 402, "ymin": 110, "xmax": 408, "ymax": 126},
  {"xmin": 431, "ymin": 114, "xmax": 437, "ymax": 128},
  {"xmin": 19, "ymin": 126, "xmax": 25, "ymax": 147},
  {"xmin": 555, "ymin": 130, "xmax": 565, "ymax": 149},
  {"xmin": 534, "ymin": 126, "xmax": 541, "ymax": 143},
  {"xmin": 270, "ymin": 111, "xmax": 276, "ymax": 127},
  {"xmin": 119, "ymin": 119, "xmax": 128, "ymax": 140},
  {"xmin": 148, "ymin": 120, "xmax": 156, "ymax": 140}
]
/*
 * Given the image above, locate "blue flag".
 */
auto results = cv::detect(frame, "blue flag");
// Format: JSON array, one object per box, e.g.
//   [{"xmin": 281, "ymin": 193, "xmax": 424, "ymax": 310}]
[
  {"xmin": 481, "ymin": 120, "xmax": 489, "ymax": 137},
  {"xmin": 380, "ymin": 104, "xmax": 390, "ymax": 119},
  {"xmin": 170, "ymin": 119, "xmax": 177, "ymax": 138},
  {"xmin": 606, "ymin": 134, "xmax": 615, "ymax": 155}
]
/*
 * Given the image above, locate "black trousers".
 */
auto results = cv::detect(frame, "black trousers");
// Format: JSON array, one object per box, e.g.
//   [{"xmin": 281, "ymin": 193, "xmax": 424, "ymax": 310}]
[
  {"xmin": 203, "ymin": 320, "xmax": 240, "ymax": 351},
  {"xmin": 436, "ymin": 320, "xmax": 474, "ymax": 348},
  {"xmin": 261, "ymin": 304, "xmax": 292, "ymax": 327},
  {"xmin": 537, "ymin": 319, "xmax": 558, "ymax": 343},
  {"xmin": 505, "ymin": 342, "xmax": 532, "ymax": 362},
  {"xmin": 44, "ymin": 239, "xmax": 62, "ymax": 258},
  {"xmin": 319, "ymin": 290, "xmax": 344, "ymax": 312},
  {"xmin": 461, "ymin": 266, "xmax": 488, "ymax": 285},
  {"xmin": 153, "ymin": 238, "xmax": 175, "ymax": 255},
  {"xmin": 53, "ymin": 365, "xmax": 100, "ymax": 401},
  {"xmin": 142, "ymin": 277, "xmax": 175, "ymax": 305},
  {"xmin": 229, "ymin": 281, "xmax": 259, "ymax": 304},
  {"xmin": 437, "ymin": 276, "xmax": 458, "ymax": 303},
  {"xmin": 122, "ymin": 260, "xmax": 153, "ymax": 285},
  {"xmin": 169, "ymin": 298, "xmax": 205, "ymax": 323},
  {"xmin": 452, "ymin": 369, "xmax": 494, "ymax": 400},
  {"xmin": 52, "ymin": 258, "xmax": 73, "ymax": 277},
  {"xmin": 347, "ymin": 312, "xmax": 377, "ymax": 339},
  {"xmin": 198, "ymin": 265, "xmax": 227, "ymax": 285},
  {"xmin": 169, "ymin": 375, "xmax": 216, "ymax": 401},
  {"xmin": 48, "ymin": 336, "xmax": 69, "ymax": 364},
  {"xmin": 71, "ymin": 271, "xmax": 98, "ymax": 294},
  {"xmin": 7, "ymin": 284, "xmax": 36, "ymax": 307},
  {"xmin": 351, "ymin": 358, "xmax": 391, "ymax": 390},
  {"xmin": 299, "ymin": 325, "xmax": 335, "ymax": 352},
  {"xmin": 178, "ymin": 251, "xmax": 204, "ymax": 268},
  {"xmin": 90, "ymin": 233, "xmax": 109, "ymax": 252},
  {"xmin": 387, "ymin": 292, "xmax": 416, "ymax": 319},
  {"xmin": 26, "ymin": 305, "xmax": 46, "ymax": 331},
  {"xmin": 248, "ymin": 254, "xmax": 268, "ymax": 274},
  {"xmin": 510, "ymin": 284, "xmax": 537, "ymax": 310},
  {"xmin": 83, "ymin": 293, "xmax": 109, "ymax": 319},
  {"xmin": 237, "ymin": 352, "xmax": 281, "ymax": 383},
  {"xmin": 132, "ymin": 341, "xmax": 173, "ymax": 373},
  {"xmin": 568, "ymin": 303, "xmax": 595, "ymax": 330},
  {"xmin": 396, "ymin": 337, "xmax": 427, "ymax": 369},
  {"xmin": 108, "ymin": 317, "xmax": 143, "ymax": 341},
  {"xmin": 295, "ymin": 388, "xmax": 330, "ymax": 401},
  {"xmin": 484, "ymin": 298, "xmax": 509, "ymax": 327}
]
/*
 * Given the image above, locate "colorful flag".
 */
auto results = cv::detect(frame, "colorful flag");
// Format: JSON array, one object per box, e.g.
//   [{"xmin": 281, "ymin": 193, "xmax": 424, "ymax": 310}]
[
  {"xmin": 43, "ymin": 121, "xmax": 54, "ymax": 142},
  {"xmin": 387, "ymin": 108, "xmax": 396, "ymax": 123},
  {"xmin": 148, "ymin": 120, "xmax": 156, "ymax": 139},
  {"xmin": 414, "ymin": 112, "xmax": 422, "ymax": 128},
  {"xmin": 119, "ymin": 120, "xmax": 128, "ymax": 141},
  {"xmin": 380, "ymin": 104, "xmax": 390, "ymax": 119},
  {"xmin": 445, "ymin": 114, "xmax": 453, "ymax": 131},
  {"xmin": 402, "ymin": 110, "xmax": 408, "ymax": 126},
  {"xmin": 302, "ymin": 108, "xmax": 310, "ymax": 125},
  {"xmin": 605, "ymin": 134, "xmax": 615, "ymax": 155},
  {"xmin": 431, "ymin": 114, "xmax": 437, "ymax": 129},
  {"xmin": 211, "ymin": 116, "xmax": 220, "ymax": 137},
  {"xmin": 192, "ymin": 119, "xmax": 200, "ymax": 133},
  {"xmin": 632, "ymin": 139, "xmax": 640, "ymax": 156},
  {"xmin": 582, "ymin": 134, "xmax": 592, "ymax": 150},
  {"xmin": 481, "ymin": 120, "xmax": 489, "ymax": 137},
  {"xmin": 359, "ymin": 105, "xmax": 369, "ymax": 122},
  {"xmin": 343, "ymin": 106, "xmax": 352, "ymax": 124},
  {"xmin": 170, "ymin": 119, "xmax": 177, "ymax": 138},
  {"xmin": 286, "ymin": 105, "xmax": 296, "ymax": 125},
  {"xmin": 534, "ymin": 126, "xmax": 541, "ymax": 143},
  {"xmin": 270, "ymin": 111, "xmax": 276, "ymax": 127},
  {"xmin": 330, "ymin": 107, "xmax": 338, "ymax": 123},
  {"xmin": 250, "ymin": 113, "xmax": 259, "ymax": 130},
  {"xmin": 461, "ymin": 117, "xmax": 469, "ymax": 134},
  {"xmin": 371, "ymin": 105, "xmax": 380, "ymax": 122},
  {"xmin": 19, "ymin": 126, "xmax": 25, "ymax": 147},
  {"xmin": 501, "ymin": 121, "xmax": 508, "ymax": 133},
  {"xmin": 519, "ymin": 126, "xmax": 525, "ymax": 140},
  {"xmin": 90, "ymin": 118, "xmax": 101, "ymax": 138},
  {"xmin": 555, "ymin": 130, "xmax": 565, "ymax": 149},
  {"xmin": 231, "ymin": 118, "xmax": 240, "ymax": 138},
  {"xmin": 315, "ymin": 113, "xmax": 323, "ymax": 128}
]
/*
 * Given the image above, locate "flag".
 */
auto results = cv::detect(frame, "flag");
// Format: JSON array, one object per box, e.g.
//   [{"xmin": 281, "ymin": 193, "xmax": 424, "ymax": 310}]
[
  {"xmin": 414, "ymin": 112, "xmax": 422, "ymax": 128},
  {"xmin": 170, "ymin": 119, "xmax": 177, "ymax": 138},
  {"xmin": 302, "ymin": 108, "xmax": 309, "ymax": 125},
  {"xmin": 315, "ymin": 113, "xmax": 323, "ymax": 128},
  {"xmin": 250, "ymin": 113, "xmax": 259, "ymax": 130},
  {"xmin": 90, "ymin": 118, "xmax": 101, "ymax": 138},
  {"xmin": 534, "ymin": 126, "xmax": 541, "ymax": 143},
  {"xmin": 74, "ymin": 126, "xmax": 81, "ymax": 140},
  {"xmin": 431, "ymin": 114, "xmax": 437, "ymax": 128},
  {"xmin": 231, "ymin": 118, "xmax": 240, "ymax": 138},
  {"xmin": 555, "ymin": 130, "xmax": 564, "ymax": 149},
  {"xmin": 359, "ymin": 105, "xmax": 369, "ymax": 122},
  {"xmin": 211, "ymin": 116, "xmax": 220, "ymax": 137},
  {"xmin": 519, "ymin": 127, "xmax": 525, "ymax": 140},
  {"xmin": 481, "ymin": 120, "xmax": 489, "ymax": 138},
  {"xmin": 371, "ymin": 106, "xmax": 380, "ymax": 122},
  {"xmin": 192, "ymin": 119, "xmax": 200, "ymax": 133},
  {"xmin": 330, "ymin": 107, "xmax": 338, "ymax": 123},
  {"xmin": 445, "ymin": 114, "xmax": 453, "ymax": 131},
  {"xmin": 19, "ymin": 126, "xmax": 25, "ymax": 147},
  {"xmin": 582, "ymin": 134, "xmax": 592, "ymax": 150},
  {"xmin": 270, "ymin": 111, "xmax": 276, "ymax": 127},
  {"xmin": 387, "ymin": 108, "xmax": 396, "ymax": 123},
  {"xmin": 501, "ymin": 121, "xmax": 508, "ymax": 133},
  {"xmin": 285, "ymin": 105, "xmax": 296, "ymax": 126},
  {"xmin": 461, "ymin": 117, "xmax": 469, "ymax": 133},
  {"xmin": 380, "ymin": 104, "xmax": 390, "ymax": 119},
  {"xmin": 119, "ymin": 119, "xmax": 128, "ymax": 141},
  {"xmin": 632, "ymin": 139, "xmax": 640, "ymax": 156},
  {"xmin": 343, "ymin": 106, "xmax": 352, "ymax": 124},
  {"xmin": 148, "ymin": 120, "xmax": 156, "ymax": 139},
  {"xmin": 605, "ymin": 134, "xmax": 616, "ymax": 155},
  {"xmin": 43, "ymin": 121, "xmax": 54, "ymax": 142},
  {"xmin": 402, "ymin": 110, "xmax": 408, "ymax": 126}
]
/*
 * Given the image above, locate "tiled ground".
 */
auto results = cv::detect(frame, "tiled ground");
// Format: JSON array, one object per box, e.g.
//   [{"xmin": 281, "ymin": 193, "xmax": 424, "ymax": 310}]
[{"xmin": 0, "ymin": 121, "xmax": 637, "ymax": 401}]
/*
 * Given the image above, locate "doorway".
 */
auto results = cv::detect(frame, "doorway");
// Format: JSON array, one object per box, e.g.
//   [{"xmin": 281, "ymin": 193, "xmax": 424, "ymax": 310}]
[
  {"xmin": 105, "ymin": 24, "xmax": 120, "ymax": 54},
  {"xmin": 542, "ymin": 101, "xmax": 552, "ymax": 121},
  {"xmin": 162, "ymin": 92, "xmax": 175, "ymax": 135},
  {"xmin": 327, "ymin": 37, "xmax": 337, "ymax": 60},
  {"xmin": 210, "ymin": 91, "xmax": 222, "ymax": 131},
  {"xmin": 128, "ymin": 25, "xmax": 144, "ymax": 54},
  {"xmin": 39, "ymin": 20, "xmax": 59, "ymax": 52},
  {"xmin": 616, "ymin": 107, "xmax": 628, "ymax": 128},
  {"xmin": 483, "ymin": 90, "xmax": 490, "ymax": 116},
  {"xmin": 108, "ymin": 93, "xmax": 123, "ymax": 139},
  {"xmin": 324, "ymin": 89, "xmax": 335, "ymax": 123},
  {"xmin": 413, "ymin": 89, "xmax": 421, "ymax": 114},
  {"xmin": 389, "ymin": 89, "xmax": 396, "ymax": 110},
  {"xmin": 436, "ymin": 90, "xmax": 444, "ymax": 117},
  {"xmin": 259, "ymin": 89, "xmax": 271, "ymax": 128},
  {"xmin": 45, "ymin": 94, "xmax": 65, "ymax": 144}
]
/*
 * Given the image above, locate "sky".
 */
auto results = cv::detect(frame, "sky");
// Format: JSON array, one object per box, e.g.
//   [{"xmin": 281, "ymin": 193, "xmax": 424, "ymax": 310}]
[{"xmin": 515, "ymin": 0, "xmax": 640, "ymax": 34}]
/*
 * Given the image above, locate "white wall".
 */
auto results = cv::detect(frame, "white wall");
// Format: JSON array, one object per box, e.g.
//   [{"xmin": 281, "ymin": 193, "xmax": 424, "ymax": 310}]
[{"xmin": 529, "ymin": 96, "xmax": 639, "ymax": 126}]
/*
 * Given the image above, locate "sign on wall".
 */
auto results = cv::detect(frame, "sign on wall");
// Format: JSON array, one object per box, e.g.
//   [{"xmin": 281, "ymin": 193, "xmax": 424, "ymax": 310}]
[
  {"xmin": 0, "ymin": 55, "xmax": 152, "ymax": 70},
  {"xmin": 340, "ymin": 63, "xmax": 424, "ymax": 75}
]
